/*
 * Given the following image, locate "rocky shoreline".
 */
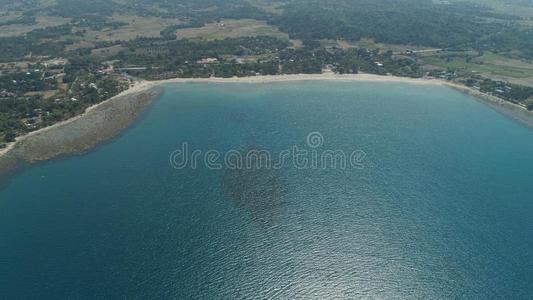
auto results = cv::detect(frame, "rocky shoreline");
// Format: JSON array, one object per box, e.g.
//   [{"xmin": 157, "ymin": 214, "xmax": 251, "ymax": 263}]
[
  {"xmin": 444, "ymin": 83, "xmax": 533, "ymax": 128},
  {"xmin": 0, "ymin": 85, "xmax": 162, "ymax": 178}
]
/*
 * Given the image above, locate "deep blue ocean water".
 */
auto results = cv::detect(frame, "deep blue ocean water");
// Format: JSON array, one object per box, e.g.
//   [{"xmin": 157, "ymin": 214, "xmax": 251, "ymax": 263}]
[{"xmin": 1, "ymin": 81, "xmax": 533, "ymax": 299}]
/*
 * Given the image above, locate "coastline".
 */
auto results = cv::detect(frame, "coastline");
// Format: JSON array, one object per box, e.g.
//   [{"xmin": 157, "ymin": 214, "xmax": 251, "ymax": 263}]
[
  {"xmin": 0, "ymin": 82, "xmax": 162, "ymax": 178},
  {"xmin": 0, "ymin": 73, "xmax": 531, "ymax": 177},
  {"xmin": 442, "ymin": 82, "xmax": 533, "ymax": 128},
  {"xmin": 143, "ymin": 73, "xmax": 533, "ymax": 127},
  {"xmin": 158, "ymin": 73, "xmax": 441, "ymax": 85}
]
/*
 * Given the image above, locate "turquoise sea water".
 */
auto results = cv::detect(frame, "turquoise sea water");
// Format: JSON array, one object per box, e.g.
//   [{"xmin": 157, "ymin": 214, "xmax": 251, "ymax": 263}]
[{"xmin": 1, "ymin": 81, "xmax": 533, "ymax": 298}]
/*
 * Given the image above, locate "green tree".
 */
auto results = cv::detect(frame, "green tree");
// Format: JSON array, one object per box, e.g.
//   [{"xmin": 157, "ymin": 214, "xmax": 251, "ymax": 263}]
[
  {"xmin": 527, "ymin": 100, "xmax": 533, "ymax": 111},
  {"xmin": 4, "ymin": 131, "xmax": 16, "ymax": 143}
]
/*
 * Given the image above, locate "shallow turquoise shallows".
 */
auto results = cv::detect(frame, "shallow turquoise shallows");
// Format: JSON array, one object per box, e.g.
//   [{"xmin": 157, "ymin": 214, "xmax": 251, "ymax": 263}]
[{"xmin": 1, "ymin": 81, "xmax": 533, "ymax": 299}]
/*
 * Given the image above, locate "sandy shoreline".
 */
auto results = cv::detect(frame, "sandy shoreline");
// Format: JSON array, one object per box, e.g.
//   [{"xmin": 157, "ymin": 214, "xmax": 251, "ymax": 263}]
[
  {"xmin": 158, "ymin": 73, "xmax": 443, "ymax": 85},
  {"xmin": 1, "ymin": 73, "xmax": 531, "ymax": 177},
  {"xmin": 148, "ymin": 73, "xmax": 533, "ymax": 128}
]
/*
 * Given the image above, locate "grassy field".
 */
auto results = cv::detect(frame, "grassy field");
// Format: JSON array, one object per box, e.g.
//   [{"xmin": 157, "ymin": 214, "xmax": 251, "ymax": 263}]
[
  {"xmin": 0, "ymin": 61, "xmax": 30, "ymax": 72},
  {"xmin": 336, "ymin": 38, "xmax": 438, "ymax": 53},
  {"xmin": 24, "ymin": 90, "xmax": 59, "ymax": 100},
  {"xmin": 0, "ymin": 11, "xmax": 288, "ymax": 50},
  {"xmin": 175, "ymin": 19, "xmax": 288, "ymax": 41},
  {"xmin": 248, "ymin": 0, "xmax": 285, "ymax": 15},
  {"xmin": 63, "ymin": 14, "xmax": 187, "ymax": 50},
  {"xmin": 0, "ymin": 15, "xmax": 71, "ymax": 37},
  {"xmin": 83, "ymin": 14, "xmax": 186, "ymax": 42},
  {"xmin": 421, "ymin": 51, "xmax": 533, "ymax": 86},
  {"xmin": 70, "ymin": 18, "xmax": 288, "ymax": 45},
  {"xmin": 448, "ymin": 0, "xmax": 533, "ymax": 19},
  {"xmin": 91, "ymin": 45, "xmax": 125, "ymax": 58}
]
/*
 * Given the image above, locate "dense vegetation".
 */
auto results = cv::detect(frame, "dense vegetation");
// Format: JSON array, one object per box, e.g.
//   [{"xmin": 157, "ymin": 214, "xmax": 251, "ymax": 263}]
[
  {"xmin": 271, "ymin": 0, "xmax": 533, "ymax": 59},
  {"xmin": 0, "ymin": 25, "xmax": 74, "ymax": 62}
]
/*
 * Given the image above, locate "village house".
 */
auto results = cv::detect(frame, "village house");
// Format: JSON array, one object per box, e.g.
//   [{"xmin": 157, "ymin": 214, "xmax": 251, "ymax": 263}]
[{"xmin": 197, "ymin": 58, "xmax": 219, "ymax": 64}]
